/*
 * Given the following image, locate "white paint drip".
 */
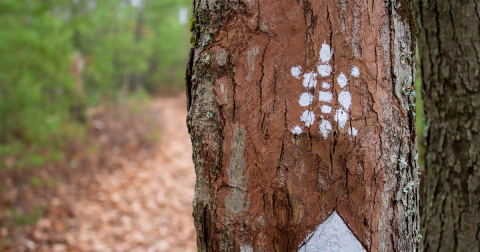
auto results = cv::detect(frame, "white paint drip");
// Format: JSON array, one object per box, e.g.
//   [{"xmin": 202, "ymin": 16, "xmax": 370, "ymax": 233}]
[
  {"xmin": 321, "ymin": 105, "xmax": 332, "ymax": 113},
  {"xmin": 302, "ymin": 72, "xmax": 318, "ymax": 89},
  {"xmin": 291, "ymin": 125, "xmax": 303, "ymax": 135},
  {"xmin": 351, "ymin": 65, "xmax": 360, "ymax": 78},
  {"xmin": 319, "ymin": 41, "xmax": 333, "ymax": 64},
  {"xmin": 322, "ymin": 82, "xmax": 331, "ymax": 89},
  {"xmin": 299, "ymin": 92, "xmax": 314, "ymax": 107},
  {"xmin": 334, "ymin": 108, "xmax": 349, "ymax": 128},
  {"xmin": 338, "ymin": 90, "xmax": 352, "ymax": 110},
  {"xmin": 319, "ymin": 120, "xmax": 332, "ymax": 138},
  {"xmin": 318, "ymin": 91, "xmax": 333, "ymax": 103},
  {"xmin": 301, "ymin": 110, "xmax": 315, "ymax": 127},
  {"xmin": 348, "ymin": 127, "xmax": 358, "ymax": 136},
  {"xmin": 337, "ymin": 73, "xmax": 348, "ymax": 88},
  {"xmin": 317, "ymin": 64, "xmax": 332, "ymax": 77},
  {"xmin": 298, "ymin": 211, "xmax": 366, "ymax": 252},
  {"xmin": 291, "ymin": 65, "xmax": 302, "ymax": 79}
]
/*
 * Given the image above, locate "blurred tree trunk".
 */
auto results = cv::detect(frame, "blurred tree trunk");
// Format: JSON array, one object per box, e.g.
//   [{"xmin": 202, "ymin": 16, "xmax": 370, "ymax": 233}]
[
  {"xmin": 416, "ymin": 0, "xmax": 480, "ymax": 251},
  {"xmin": 133, "ymin": 0, "xmax": 146, "ymax": 91},
  {"xmin": 187, "ymin": 0, "xmax": 420, "ymax": 251}
]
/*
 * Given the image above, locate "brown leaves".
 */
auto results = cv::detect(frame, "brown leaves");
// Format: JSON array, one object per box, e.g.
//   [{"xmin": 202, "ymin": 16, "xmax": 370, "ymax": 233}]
[{"xmin": 1, "ymin": 95, "xmax": 196, "ymax": 252}]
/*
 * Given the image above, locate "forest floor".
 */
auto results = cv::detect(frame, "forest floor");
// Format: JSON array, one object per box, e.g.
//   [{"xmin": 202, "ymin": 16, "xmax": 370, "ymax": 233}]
[{"xmin": 1, "ymin": 94, "xmax": 197, "ymax": 252}]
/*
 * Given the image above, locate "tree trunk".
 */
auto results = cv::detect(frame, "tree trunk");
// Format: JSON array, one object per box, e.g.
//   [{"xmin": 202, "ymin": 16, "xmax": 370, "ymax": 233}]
[
  {"xmin": 416, "ymin": 0, "xmax": 480, "ymax": 251},
  {"xmin": 187, "ymin": 0, "xmax": 420, "ymax": 251}
]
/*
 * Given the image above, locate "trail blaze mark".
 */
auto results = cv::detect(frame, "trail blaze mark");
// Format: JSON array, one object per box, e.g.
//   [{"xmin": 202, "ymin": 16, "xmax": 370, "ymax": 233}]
[
  {"xmin": 290, "ymin": 42, "xmax": 360, "ymax": 138},
  {"xmin": 298, "ymin": 211, "xmax": 366, "ymax": 252}
]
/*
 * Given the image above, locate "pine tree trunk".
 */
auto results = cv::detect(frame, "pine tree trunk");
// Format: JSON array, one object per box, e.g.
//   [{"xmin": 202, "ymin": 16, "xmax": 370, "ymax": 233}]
[
  {"xmin": 187, "ymin": 0, "xmax": 420, "ymax": 251},
  {"xmin": 416, "ymin": 0, "xmax": 480, "ymax": 251}
]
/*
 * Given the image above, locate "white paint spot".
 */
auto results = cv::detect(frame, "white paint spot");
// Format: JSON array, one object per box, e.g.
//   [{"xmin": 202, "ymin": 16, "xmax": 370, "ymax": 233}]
[
  {"xmin": 322, "ymin": 82, "xmax": 331, "ymax": 89},
  {"xmin": 338, "ymin": 90, "xmax": 352, "ymax": 110},
  {"xmin": 321, "ymin": 105, "xmax": 332, "ymax": 113},
  {"xmin": 334, "ymin": 108, "xmax": 349, "ymax": 128},
  {"xmin": 317, "ymin": 64, "xmax": 332, "ymax": 77},
  {"xmin": 299, "ymin": 92, "xmax": 314, "ymax": 107},
  {"xmin": 302, "ymin": 72, "xmax": 318, "ymax": 89},
  {"xmin": 318, "ymin": 91, "xmax": 333, "ymax": 103},
  {"xmin": 319, "ymin": 42, "xmax": 333, "ymax": 64},
  {"xmin": 298, "ymin": 211, "xmax": 366, "ymax": 252},
  {"xmin": 291, "ymin": 65, "xmax": 302, "ymax": 79},
  {"xmin": 348, "ymin": 127, "xmax": 358, "ymax": 136},
  {"xmin": 351, "ymin": 65, "xmax": 360, "ymax": 78},
  {"xmin": 337, "ymin": 73, "xmax": 348, "ymax": 88},
  {"xmin": 240, "ymin": 245, "xmax": 254, "ymax": 252},
  {"xmin": 301, "ymin": 110, "xmax": 315, "ymax": 127},
  {"xmin": 291, "ymin": 125, "xmax": 303, "ymax": 135},
  {"xmin": 319, "ymin": 120, "xmax": 332, "ymax": 138}
]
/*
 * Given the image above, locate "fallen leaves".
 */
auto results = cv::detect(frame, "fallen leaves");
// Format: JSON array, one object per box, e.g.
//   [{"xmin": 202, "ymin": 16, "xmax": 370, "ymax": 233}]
[{"xmin": 1, "ymin": 95, "xmax": 196, "ymax": 252}]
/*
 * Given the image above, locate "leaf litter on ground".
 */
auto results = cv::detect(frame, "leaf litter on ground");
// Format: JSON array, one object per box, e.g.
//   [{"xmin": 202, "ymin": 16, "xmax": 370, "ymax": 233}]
[{"xmin": 0, "ymin": 94, "xmax": 196, "ymax": 252}]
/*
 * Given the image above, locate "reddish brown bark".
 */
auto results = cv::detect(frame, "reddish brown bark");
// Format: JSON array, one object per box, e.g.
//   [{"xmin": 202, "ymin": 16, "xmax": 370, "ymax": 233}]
[{"xmin": 187, "ymin": 0, "xmax": 420, "ymax": 251}]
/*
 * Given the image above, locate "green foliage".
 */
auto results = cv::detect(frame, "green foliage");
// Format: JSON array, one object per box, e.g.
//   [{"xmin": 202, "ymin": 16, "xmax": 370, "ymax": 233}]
[
  {"xmin": 143, "ymin": 0, "xmax": 191, "ymax": 91},
  {"xmin": 0, "ymin": 0, "xmax": 192, "ymax": 170},
  {"xmin": 0, "ymin": 0, "xmax": 78, "ymax": 169}
]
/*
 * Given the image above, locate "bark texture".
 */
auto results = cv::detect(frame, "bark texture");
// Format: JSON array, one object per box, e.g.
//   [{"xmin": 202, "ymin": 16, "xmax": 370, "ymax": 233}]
[
  {"xmin": 187, "ymin": 0, "xmax": 420, "ymax": 251},
  {"xmin": 416, "ymin": 0, "xmax": 480, "ymax": 251}
]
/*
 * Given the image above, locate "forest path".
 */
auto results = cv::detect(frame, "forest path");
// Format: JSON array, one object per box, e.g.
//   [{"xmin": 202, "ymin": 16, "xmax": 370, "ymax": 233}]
[{"xmin": 35, "ymin": 95, "xmax": 197, "ymax": 252}]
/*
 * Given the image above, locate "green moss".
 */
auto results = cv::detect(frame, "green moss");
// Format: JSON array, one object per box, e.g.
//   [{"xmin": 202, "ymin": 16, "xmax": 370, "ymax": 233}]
[
  {"xmin": 190, "ymin": 33, "xmax": 195, "ymax": 46},
  {"xmin": 190, "ymin": 16, "xmax": 196, "ymax": 32}
]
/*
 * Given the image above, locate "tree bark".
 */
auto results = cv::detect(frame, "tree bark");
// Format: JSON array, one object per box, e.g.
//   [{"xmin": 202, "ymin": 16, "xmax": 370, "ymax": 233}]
[
  {"xmin": 187, "ymin": 0, "xmax": 420, "ymax": 251},
  {"xmin": 416, "ymin": 0, "xmax": 480, "ymax": 251}
]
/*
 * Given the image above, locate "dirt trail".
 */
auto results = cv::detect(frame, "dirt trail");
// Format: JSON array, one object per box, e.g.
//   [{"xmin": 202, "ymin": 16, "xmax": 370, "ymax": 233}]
[{"xmin": 34, "ymin": 95, "xmax": 197, "ymax": 252}]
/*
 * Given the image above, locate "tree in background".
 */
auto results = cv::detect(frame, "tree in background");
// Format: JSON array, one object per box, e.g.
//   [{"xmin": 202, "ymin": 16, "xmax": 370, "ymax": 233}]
[
  {"xmin": 187, "ymin": 0, "xmax": 420, "ymax": 251},
  {"xmin": 416, "ymin": 0, "xmax": 480, "ymax": 251}
]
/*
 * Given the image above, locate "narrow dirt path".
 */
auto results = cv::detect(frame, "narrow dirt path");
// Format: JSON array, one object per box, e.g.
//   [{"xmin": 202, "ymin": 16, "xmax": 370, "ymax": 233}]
[{"xmin": 34, "ymin": 95, "xmax": 197, "ymax": 252}]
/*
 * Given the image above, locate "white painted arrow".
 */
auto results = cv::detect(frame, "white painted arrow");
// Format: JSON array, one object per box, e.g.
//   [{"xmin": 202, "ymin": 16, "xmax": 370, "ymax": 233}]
[{"xmin": 298, "ymin": 211, "xmax": 366, "ymax": 252}]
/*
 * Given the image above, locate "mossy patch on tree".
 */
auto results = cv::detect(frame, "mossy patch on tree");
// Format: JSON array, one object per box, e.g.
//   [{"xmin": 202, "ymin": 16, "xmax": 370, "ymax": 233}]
[{"xmin": 190, "ymin": 16, "xmax": 197, "ymax": 32}]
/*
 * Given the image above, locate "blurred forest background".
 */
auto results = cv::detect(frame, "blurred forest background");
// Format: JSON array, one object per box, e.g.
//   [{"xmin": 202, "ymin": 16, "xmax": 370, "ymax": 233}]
[
  {"xmin": 0, "ymin": 0, "xmax": 426, "ymax": 251},
  {"xmin": 0, "ymin": 0, "xmax": 197, "ymax": 251},
  {"xmin": 0, "ymin": 0, "xmax": 191, "ymax": 170}
]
